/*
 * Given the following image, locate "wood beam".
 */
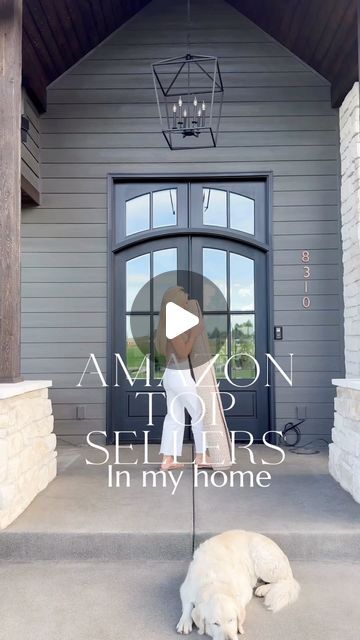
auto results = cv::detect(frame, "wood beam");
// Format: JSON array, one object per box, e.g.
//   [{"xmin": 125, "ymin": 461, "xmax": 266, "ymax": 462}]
[
  {"xmin": 21, "ymin": 174, "xmax": 40, "ymax": 206},
  {"xmin": 358, "ymin": 0, "xmax": 360, "ymax": 87},
  {"xmin": 0, "ymin": 0, "xmax": 23, "ymax": 382}
]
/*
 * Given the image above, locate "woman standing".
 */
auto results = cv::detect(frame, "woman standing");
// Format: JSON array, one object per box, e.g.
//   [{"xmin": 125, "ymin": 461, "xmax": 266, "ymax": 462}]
[{"xmin": 155, "ymin": 286, "xmax": 213, "ymax": 471}]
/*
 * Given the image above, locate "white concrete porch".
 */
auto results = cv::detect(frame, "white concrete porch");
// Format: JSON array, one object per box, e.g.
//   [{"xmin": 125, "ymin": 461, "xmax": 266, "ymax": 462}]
[
  {"xmin": 1, "ymin": 443, "xmax": 360, "ymax": 560},
  {"xmin": 0, "ymin": 443, "xmax": 359, "ymax": 639}
]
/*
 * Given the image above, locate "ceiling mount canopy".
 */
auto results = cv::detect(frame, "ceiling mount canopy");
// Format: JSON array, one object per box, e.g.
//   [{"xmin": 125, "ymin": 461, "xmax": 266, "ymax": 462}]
[{"xmin": 151, "ymin": 0, "xmax": 224, "ymax": 150}]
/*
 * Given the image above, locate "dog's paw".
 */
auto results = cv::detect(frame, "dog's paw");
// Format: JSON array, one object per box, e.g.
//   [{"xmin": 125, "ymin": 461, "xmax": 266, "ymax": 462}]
[
  {"xmin": 176, "ymin": 616, "xmax": 193, "ymax": 634},
  {"xmin": 255, "ymin": 584, "xmax": 271, "ymax": 598}
]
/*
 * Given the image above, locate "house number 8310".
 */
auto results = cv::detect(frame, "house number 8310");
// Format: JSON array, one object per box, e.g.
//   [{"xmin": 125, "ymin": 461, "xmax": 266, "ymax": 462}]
[{"xmin": 301, "ymin": 250, "xmax": 311, "ymax": 308}]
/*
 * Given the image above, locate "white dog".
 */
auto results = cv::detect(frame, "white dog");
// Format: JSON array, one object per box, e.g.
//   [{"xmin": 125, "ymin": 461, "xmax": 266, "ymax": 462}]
[{"xmin": 177, "ymin": 530, "xmax": 300, "ymax": 639}]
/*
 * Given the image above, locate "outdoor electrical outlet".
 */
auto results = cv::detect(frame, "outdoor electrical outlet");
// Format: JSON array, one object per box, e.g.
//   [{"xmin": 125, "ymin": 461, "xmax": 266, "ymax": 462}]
[
  {"xmin": 76, "ymin": 405, "xmax": 86, "ymax": 420},
  {"xmin": 296, "ymin": 405, "xmax": 307, "ymax": 419}
]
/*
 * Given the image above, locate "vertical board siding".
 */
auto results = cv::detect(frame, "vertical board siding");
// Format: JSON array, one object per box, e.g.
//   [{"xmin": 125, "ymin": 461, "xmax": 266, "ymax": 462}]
[
  {"xmin": 21, "ymin": 91, "xmax": 40, "ymax": 193},
  {"xmin": 21, "ymin": 0, "xmax": 343, "ymax": 443}
]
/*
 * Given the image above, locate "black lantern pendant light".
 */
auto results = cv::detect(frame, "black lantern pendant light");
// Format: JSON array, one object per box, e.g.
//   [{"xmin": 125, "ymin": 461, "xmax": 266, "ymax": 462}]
[{"xmin": 151, "ymin": 0, "xmax": 224, "ymax": 150}]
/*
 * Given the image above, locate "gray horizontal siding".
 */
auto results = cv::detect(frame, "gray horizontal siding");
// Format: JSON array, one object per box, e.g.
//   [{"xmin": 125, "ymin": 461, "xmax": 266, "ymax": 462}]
[
  {"xmin": 273, "ymin": 311, "xmax": 341, "ymax": 325},
  {"xmin": 21, "ymin": 298, "xmax": 106, "ymax": 312},
  {"xmin": 22, "ymin": 342, "xmax": 106, "ymax": 357},
  {"xmin": 47, "ymin": 87, "xmax": 331, "ymax": 103},
  {"xmin": 34, "ymin": 175, "xmax": 339, "ymax": 193},
  {"xmin": 39, "ymin": 161, "xmax": 340, "ymax": 178},
  {"xmin": 273, "ymin": 250, "xmax": 341, "ymax": 265},
  {"xmin": 67, "ymin": 58, "xmax": 314, "ymax": 75},
  {"xmin": 22, "ymin": 312, "xmax": 106, "ymax": 327},
  {"xmin": 84, "ymin": 43, "xmax": 324, "ymax": 60},
  {"xmin": 22, "ymin": 267, "xmax": 106, "ymax": 282},
  {"xmin": 41, "ymin": 131, "xmax": 339, "ymax": 147},
  {"xmin": 21, "ymin": 358, "xmax": 106, "ymax": 374},
  {"xmin": 274, "ymin": 280, "xmax": 340, "ymax": 295},
  {"xmin": 40, "ymin": 148, "xmax": 338, "ymax": 164},
  {"xmin": 40, "ymin": 115, "xmax": 338, "ymax": 133},
  {"xmin": 108, "ymin": 27, "xmax": 272, "ymax": 44},
  {"xmin": 21, "ymin": 0, "xmax": 343, "ymax": 441},
  {"xmin": 21, "ymin": 253, "xmax": 106, "ymax": 267},
  {"xmin": 55, "ymin": 72, "xmax": 326, "ymax": 89},
  {"xmin": 43, "ymin": 103, "xmax": 336, "ymax": 119}
]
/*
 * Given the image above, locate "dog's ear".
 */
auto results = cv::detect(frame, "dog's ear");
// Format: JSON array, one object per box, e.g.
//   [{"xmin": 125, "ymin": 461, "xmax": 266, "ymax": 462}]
[
  {"xmin": 191, "ymin": 603, "xmax": 206, "ymax": 635},
  {"xmin": 236, "ymin": 605, "xmax": 246, "ymax": 635}
]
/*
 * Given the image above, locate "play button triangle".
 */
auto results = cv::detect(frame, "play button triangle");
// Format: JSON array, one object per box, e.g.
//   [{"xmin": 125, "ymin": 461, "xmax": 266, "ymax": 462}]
[{"xmin": 165, "ymin": 302, "xmax": 199, "ymax": 340}]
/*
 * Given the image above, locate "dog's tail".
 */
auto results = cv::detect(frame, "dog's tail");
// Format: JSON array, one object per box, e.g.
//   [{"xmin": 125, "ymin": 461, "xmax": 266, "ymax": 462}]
[{"xmin": 264, "ymin": 576, "xmax": 300, "ymax": 613}]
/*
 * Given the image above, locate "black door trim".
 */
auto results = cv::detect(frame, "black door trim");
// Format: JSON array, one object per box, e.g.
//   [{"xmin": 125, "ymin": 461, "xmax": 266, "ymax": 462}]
[
  {"xmin": 106, "ymin": 172, "xmax": 275, "ymax": 445},
  {"xmin": 112, "ymin": 227, "xmax": 269, "ymax": 254}
]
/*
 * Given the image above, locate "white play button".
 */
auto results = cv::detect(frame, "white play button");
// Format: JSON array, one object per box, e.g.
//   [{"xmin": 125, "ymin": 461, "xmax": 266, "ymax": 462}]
[{"xmin": 165, "ymin": 302, "xmax": 199, "ymax": 340}]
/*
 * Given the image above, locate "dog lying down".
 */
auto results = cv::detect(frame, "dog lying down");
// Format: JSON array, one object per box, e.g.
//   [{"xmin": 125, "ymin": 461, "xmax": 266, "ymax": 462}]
[{"xmin": 177, "ymin": 530, "xmax": 300, "ymax": 639}]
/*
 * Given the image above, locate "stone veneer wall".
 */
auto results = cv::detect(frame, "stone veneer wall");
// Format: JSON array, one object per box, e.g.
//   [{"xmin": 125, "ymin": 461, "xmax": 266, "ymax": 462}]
[
  {"xmin": 0, "ymin": 383, "xmax": 56, "ymax": 530},
  {"xmin": 329, "ymin": 383, "xmax": 360, "ymax": 503},
  {"xmin": 338, "ymin": 82, "xmax": 360, "ymax": 377},
  {"xmin": 329, "ymin": 82, "xmax": 360, "ymax": 503}
]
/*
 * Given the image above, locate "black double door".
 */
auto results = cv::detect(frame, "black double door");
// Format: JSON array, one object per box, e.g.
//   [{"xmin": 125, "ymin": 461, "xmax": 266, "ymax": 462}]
[{"xmin": 109, "ymin": 180, "xmax": 270, "ymax": 443}]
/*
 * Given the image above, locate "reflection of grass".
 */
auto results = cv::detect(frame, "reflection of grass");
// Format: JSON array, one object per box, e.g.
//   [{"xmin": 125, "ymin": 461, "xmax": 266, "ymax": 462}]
[
  {"xmin": 231, "ymin": 338, "xmax": 255, "ymax": 378},
  {"xmin": 127, "ymin": 341, "xmax": 149, "ymax": 377},
  {"xmin": 231, "ymin": 319, "xmax": 255, "ymax": 380},
  {"xmin": 208, "ymin": 338, "xmax": 227, "ymax": 379},
  {"xmin": 154, "ymin": 353, "xmax": 166, "ymax": 379},
  {"xmin": 126, "ymin": 334, "xmax": 256, "ymax": 380},
  {"xmin": 127, "ymin": 343, "xmax": 166, "ymax": 379}
]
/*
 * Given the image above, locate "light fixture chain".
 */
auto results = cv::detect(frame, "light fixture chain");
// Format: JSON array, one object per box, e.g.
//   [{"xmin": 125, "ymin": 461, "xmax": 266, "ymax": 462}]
[{"xmin": 186, "ymin": 0, "xmax": 191, "ymax": 53}]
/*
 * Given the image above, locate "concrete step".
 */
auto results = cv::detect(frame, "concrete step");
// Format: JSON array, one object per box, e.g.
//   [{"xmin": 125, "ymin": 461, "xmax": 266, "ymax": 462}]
[
  {"xmin": 2, "ymin": 528, "xmax": 360, "ymax": 562},
  {"xmin": 0, "ymin": 559, "xmax": 358, "ymax": 640},
  {"xmin": 1, "ymin": 444, "xmax": 360, "ymax": 561}
]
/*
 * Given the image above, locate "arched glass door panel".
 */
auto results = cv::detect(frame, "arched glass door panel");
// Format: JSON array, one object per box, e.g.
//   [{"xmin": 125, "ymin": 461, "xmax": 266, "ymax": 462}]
[
  {"xmin": 115, "ymin": 182, "xmax": 188, "ymax": 242},
  {"xmin": 191, "ymin": 181, "xmax": 266, "ymax": 242},
  {"xmin": 191, "ymin": 236, "xmax": 268, "ymax": 438}
]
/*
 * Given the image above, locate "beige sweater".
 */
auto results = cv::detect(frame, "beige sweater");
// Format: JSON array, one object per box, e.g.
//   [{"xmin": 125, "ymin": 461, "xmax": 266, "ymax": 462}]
[{"xmin": 187, "ymin": 299, "xmax": 232, "ymax": 469}]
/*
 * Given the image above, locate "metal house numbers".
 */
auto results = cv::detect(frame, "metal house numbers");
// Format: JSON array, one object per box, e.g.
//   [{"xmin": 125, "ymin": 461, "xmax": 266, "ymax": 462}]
[{"xmin": 301, "ymin": 250, "xmax": 311, "ymax": 308}]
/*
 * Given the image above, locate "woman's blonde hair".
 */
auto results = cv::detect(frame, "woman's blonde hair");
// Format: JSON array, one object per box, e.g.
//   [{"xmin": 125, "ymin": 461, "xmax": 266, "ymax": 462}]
[{"xmin": 154, "ymin": 286, "xmax": 187, "ymax": 356}]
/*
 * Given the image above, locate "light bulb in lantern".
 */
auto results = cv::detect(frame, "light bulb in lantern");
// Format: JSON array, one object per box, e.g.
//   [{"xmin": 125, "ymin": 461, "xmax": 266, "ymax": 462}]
[
  {"xmin": 201, "ymin": 101, "xmax": 206, "ymax": 127},
  {"xmin": 172, "ymin": 103, "xmax": 177, "ymax": 129},
  {"xmin": 177, "ymin": 96, "xmax": 183, "ymax": 126},
  {"xmin": 193, "ymin": 96, "xmax": 198, "ymax": 123},
  {"xmin": 183, "ymin": 108, "xmax": 188, "ymax": 128}
]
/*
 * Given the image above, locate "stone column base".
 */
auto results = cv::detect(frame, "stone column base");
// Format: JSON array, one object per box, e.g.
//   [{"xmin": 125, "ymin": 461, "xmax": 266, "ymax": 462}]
[
  {"xmin": 329, "ymin": 379, "xmax": 360, "ymax": 504},
  {"xmin": 0, "ymin": 381, "xmax": 56, "ymax": 530}
]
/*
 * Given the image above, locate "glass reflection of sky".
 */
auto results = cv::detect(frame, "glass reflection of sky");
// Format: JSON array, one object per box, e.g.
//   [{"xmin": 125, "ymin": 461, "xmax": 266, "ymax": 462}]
[
  {"xmin": 153, "ymin": 189, "xmax": 177, "ymax": 228},
  {"xmin": 153, "ymin": 248, "xmax": 177, "ymax": 277},
  {"xmin": 203, "ymin": 248, "xmax": 227, "ymax": 309},
  {"xmin": 126, "ymin": 193, "xmax": 150, "ymax": 235},
  {"xmin": 126, "ymin": 253, "xmax": 150, "ymax": 311},
  {"xmin": 230, "ymin": 192, "xmax": 254, "ymax": 235},
  {"xmin": 203, "ymin": 188, "xmax": 227, "ymax": 227},
  {"xmin": 230, "ymin": 253, "xmax": 254, "ymax": 311},
  {"xmin": 153, "ymin": 248, "xmax": 177, "ymax": 310}
]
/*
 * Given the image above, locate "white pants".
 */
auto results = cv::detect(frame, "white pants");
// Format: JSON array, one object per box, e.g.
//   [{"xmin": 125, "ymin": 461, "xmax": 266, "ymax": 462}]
[{"xmin": 160, "ymin": 366, "xmax": 205, "ymax": 456}]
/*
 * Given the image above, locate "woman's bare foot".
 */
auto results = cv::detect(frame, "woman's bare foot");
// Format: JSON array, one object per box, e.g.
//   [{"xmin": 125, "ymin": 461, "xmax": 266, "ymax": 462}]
[
  {"xmin": 160, "ymin": 455, "xmax": 185, "ymax": 471},
  {"xmin": 194, "ymin": 453, "xmax": 213, "ymax": 468}
]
